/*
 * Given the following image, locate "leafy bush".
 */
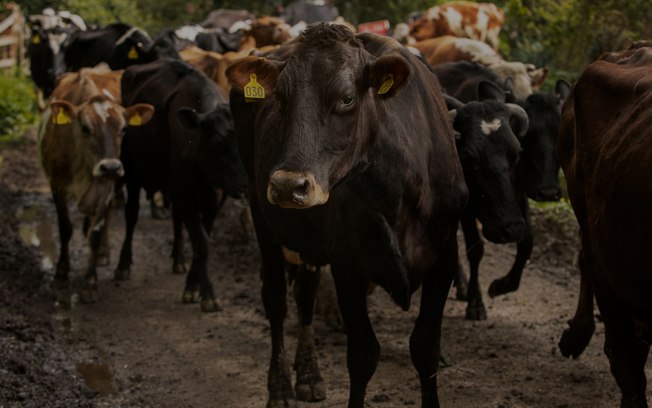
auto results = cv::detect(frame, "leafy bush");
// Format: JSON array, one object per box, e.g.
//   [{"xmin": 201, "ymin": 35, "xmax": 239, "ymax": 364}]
[{"xmin": 0, "ymin": 73, "xmax": 37, "ymax": 145}]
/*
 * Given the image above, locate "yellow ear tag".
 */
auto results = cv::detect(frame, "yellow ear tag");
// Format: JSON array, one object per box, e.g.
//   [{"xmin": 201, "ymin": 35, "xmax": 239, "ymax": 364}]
[
  {"xmin": 127, "ymin": 46, "xmax": 139, "ymax": 60},
  {"xmin": 377, "ymin": 75, "xmax": 394, "ymax": 95},
  {"xmin": 128, "ymin": 113, "xmax": 142, "ymax": 126},
  {"xmin": 52, "ymin": 109, "xmax": 71, "ymax": 125},
  {"xmin": 244, "ymin": 74, "xmax": 265, "ymax": 102},
  {"xmin": 32, "ymin": 35, "xmax": 41, "ymax": 44}
]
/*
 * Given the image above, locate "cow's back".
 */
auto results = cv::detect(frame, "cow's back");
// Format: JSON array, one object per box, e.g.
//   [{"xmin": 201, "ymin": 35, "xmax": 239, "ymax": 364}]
[{"xmin": 559, "ymin": 50, "xmax": 652, "ymax": 315}]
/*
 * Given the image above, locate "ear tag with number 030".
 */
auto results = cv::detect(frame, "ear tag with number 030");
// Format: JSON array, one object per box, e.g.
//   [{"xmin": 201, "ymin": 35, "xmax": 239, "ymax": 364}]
[
  {"xmin": 129, "ymin": 113, "xmax": 142, "ymax": 126},
  {"xmin": 127, "ymin": 46, "xmax": 139, "ymax": 60},
  {"xmin": 244, "ymin": 74, "xmax": 265, "ymax": 102},
  {"xmin": 377, "ymin": 75, "xmax": 394, "ymax": 95},
  {"xmin": 32, "ymin": 35, "xmax": 41, "ymax": 44},
  {"xmin": 53, "ymin": 109, "xmax": 71, "ymax": 125}
]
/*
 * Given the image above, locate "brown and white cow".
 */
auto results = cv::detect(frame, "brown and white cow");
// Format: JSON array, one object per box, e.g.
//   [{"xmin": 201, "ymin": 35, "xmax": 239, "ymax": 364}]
[
  {"xmin": 404, "ymin": 1, "xmax": 504, "ymax": 50},
  {"xmin": 38, "ymin": 64, "xmax": 154, "ymax": 303},
  {"xmin": 412, "ymin": 35, "xmax": 548, "ymax": 100},
  {"xmin": 557, "ymin": 45, "xmax": 652, "ymax": 407},
  {"xmin": 227, "ymin": 23, "xmax": 467, "ymax": 407}
]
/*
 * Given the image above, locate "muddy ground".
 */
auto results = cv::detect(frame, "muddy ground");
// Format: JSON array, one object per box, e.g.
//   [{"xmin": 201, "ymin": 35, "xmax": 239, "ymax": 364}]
[{"xmin": 0, "ymin": 135, "xmax": 649, "ymax": 408}]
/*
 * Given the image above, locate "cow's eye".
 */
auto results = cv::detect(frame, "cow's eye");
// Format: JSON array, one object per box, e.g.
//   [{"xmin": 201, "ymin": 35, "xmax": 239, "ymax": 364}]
[{"xmin": 341, "ymin": 95, "xmax": 354, "ymax": 106}]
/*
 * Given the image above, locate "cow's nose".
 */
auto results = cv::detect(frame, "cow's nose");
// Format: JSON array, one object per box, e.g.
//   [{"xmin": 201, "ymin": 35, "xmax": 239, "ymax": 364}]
[
  {"xmin": 268, "ymin": 170, "xmax": 312, "ymax": 206},
  {"xmin": 94, "ymin": 159, "xmax": 124, "ymax": 177},
  {"xmin": 534, "ymin": 187, "xmax": 561, "ymax": 202}
]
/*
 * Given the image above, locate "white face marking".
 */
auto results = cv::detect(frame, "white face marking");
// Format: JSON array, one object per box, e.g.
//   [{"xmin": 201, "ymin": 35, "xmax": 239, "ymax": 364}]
[
  {"xmin": 93, "ymin": 100, "xmax": 113, "ymax": 123},
  {"xmin": 481, "ymin": 119, "xmax": 502, "ymax": 135},
  {"xmin": 427, "ymin": 6, "xmax": 442, "ymax": 20}
]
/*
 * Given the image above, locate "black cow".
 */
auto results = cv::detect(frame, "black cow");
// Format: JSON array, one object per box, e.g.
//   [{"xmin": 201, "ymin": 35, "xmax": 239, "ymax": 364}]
[
  {"xmin": 443, "ymin": 83, "xmax": 530, "ymax": 320},
  {"xmin": 278, "ymin": 0, "xmax": 340, "ymax": 25},
  {"xmin": 200, "ymin": 8, "xmax": 254, "ymax": 29},
  {"xmin": 227, "ymin": 24, "xmax": 467, "ymax": 407},
  {"xmin": 195, "ymin": 28, "xmax": 242, "ymax": 53},
  {"xmin": 64, "ymin": 23, "xmax": 179, "ymax": 72},
  {"xmin": 116, "ymin": 59, "xmax": 247, "ymax": 312},
  {"xmin": 433, "ymin": 61, "xmax": 571, "ymax": 318},
  {"xmin": 27, "ymin": 11, "xmax": 85, "ymax": 102}
]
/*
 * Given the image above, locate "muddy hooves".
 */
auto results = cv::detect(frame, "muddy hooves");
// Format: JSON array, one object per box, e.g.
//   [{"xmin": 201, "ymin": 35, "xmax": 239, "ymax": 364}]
[
  {"xmin": 200, "ymin": 298, "xmax": 222, "ymax": 313},
  {"xmin": 295, "ymin": 380, "xmax": 326, "ymax": 402},
  {"xmin": 266, "ymin": 399, "xmax": 298, "ymax": 408},
  {"xmin": 173, "ymin": 262, "xmax": 187, "ymax": 275},
  {"xmin": 114, "ymin": 268, "xmax": 131, "ymax": 281}
]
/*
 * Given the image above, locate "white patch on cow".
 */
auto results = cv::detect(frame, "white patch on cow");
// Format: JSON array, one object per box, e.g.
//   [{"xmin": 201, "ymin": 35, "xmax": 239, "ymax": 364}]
[
  {"xmin": 289, "ymin": 21, "xmax": 307, "ymax": 37},
  {"xmin": 489, "ymin": 61, "xmax": 533, "ymax": 100},
  {"xmin": 445, "ymin": 8, "xmax": 464, "ymax": 34},
  {"xmin": 93, "ymin": 218, "xmax": 105, "ymax": 232},
  {"xmin": 454, "ymin": 37, "xmax": 501, "ymax": 65},
  {"xmin": 102, "ymin": 89, "xmax": 115, "ymax": 101},
  {"xmin": 427, "ymin": 6, "xmax": 442, "ymax": 20},
  {"xmin": 476, "ymin": 9, "xmax": 490, "ymax": 31},
  {"xmin": 175, "ymin": 25, "xmax": 204, "ymax": 41},
  {"xmin": 406, "ymin": 46, "xmax": 422, "ymax": 57},
  {"xmin": 93, "ymin": 100, "xmax": 113, "ymax": 123},
  {"xmin": 481, "ymin": 118, "xmax": 502, "ymax": 135},
  {"xmin": 116, "ymin": 26, "xmax": 151, "ymax": 46},
  {"xmin": 229, "ymin": 20, "xmax": 252, "ymax": 33},
  {"xmin": 48, "ymin": 33, "xmax": 68, "ymax": 55}
]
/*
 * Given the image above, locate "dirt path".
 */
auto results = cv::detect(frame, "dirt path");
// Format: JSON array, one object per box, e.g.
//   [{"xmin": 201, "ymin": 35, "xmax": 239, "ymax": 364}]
[{"xmin": 1, "ymin": 139, "xmax": 650, "ymax": 407}]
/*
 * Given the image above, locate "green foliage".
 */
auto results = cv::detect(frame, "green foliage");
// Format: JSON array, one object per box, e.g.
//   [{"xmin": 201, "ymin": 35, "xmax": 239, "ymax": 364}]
[{"xmin": 0, "ymin": 73, "xmax": 37, "ymax": 146}]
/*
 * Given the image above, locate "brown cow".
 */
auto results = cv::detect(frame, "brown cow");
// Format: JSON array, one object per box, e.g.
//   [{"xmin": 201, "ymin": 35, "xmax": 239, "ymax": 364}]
[
  {"xmin": 405, "ymin": 1, "xmax": 504, "ymax": 50},
  {"xmin": 38, "ymin": 64, "xmax": 154, "ymax": 303},
  {"xmin": 412, "ymin": 35, "xmax": 548, "ymax": 100},
  {"xmin": 227, "ymin": 24, "xmax": 467, "ymax": 407},
  {"xmin": 557, "ymin": 46, "xmax": 652, "ymax": 407}
]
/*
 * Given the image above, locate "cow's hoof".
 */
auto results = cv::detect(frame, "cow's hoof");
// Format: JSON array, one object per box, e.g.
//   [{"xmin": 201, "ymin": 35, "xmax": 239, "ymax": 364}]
[
  {"xmin": 182, "ymin": 290, "xmax": 200, "ymax": 303},
  {"xmin": 559, "ymin": 318, "xmax": 595, "ymax": 358},
  {"xmin": 266, "ymin": 399, "xmax": 298, "ymax": 408},
  {"xmin": 173, "ymin": 262, "xmax": 187, "ymax": 275},
  {"xmin": 114, "ymin": 267, "xmax": 131, "ymax": 281},
  {"xmin": 200, "ymin": 298, "xmax": 222, "ymax": 312},
  {"xmin": 79, "ymin": 288, "xmax": 99, "ymax": 304},
  {"xmin": 465, "ymin": 301, "xmax": 487, "ymax": 320},
  {"xmin": 295, "ymin": 378, "xmax": 326, "ymax": 402},
  {"xmin": 439, "ymin": 352, "xmax": 453, "ymax": 368},
  {"xmin": 488, "ymin": 277, "xmax": 518, "ymax": 298}
]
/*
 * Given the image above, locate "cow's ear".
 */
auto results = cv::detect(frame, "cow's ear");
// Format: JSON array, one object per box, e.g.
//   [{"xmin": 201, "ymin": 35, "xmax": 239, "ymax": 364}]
[
  {"xmin": 555, "ymin": 79, "xmax": 571, "ymax": 103},
  {"xmin": 177, "ymin": 108, "xmax": 201, "ymax": 129},
  {"xmin": 50, "ymin": 100, "xmax": 76, "ymax": 126},
  {"xmin": 365, "ymin": 54, "xmax": 410, "ymax": 97},
  {"xmin": 226, "ymin": 56, "xmax": 282, "ymax": 97},
  {"xmin": 477, "ymin": 80, "xmax": 505, "ymax": 102},
  {"xmin": 124, "ymin": 104, "xmax": 155, "ymax": 127},
  {"xmin": 528, "ymin": 67, "xmax": 548, "ymax": 90}
]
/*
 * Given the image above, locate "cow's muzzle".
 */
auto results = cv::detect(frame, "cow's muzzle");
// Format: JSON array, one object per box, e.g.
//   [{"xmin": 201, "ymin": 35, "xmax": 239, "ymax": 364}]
[
  {"xmin": 267, "ymin": 170, "xmax": 329, "ymax": 209},
  {"xmin": 530, "ymin": 186, "xmax": 562, "ymax": 202},
  {"xmin": 93, "ymin": 159, "xmax": 124, "ymax": 178}
]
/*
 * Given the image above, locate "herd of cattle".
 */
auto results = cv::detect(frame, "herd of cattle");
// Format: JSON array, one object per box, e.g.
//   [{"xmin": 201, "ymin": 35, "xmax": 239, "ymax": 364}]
[{"xmin": 25, "ymin": 1, "xmax": 651, "ymax": 407}]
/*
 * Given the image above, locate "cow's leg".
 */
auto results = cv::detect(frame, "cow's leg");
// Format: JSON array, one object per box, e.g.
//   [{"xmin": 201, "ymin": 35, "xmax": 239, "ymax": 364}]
[
  {"xmin": 559, "ymin": 249, "xmax": 596, "ymax": 358},
  {"xmin": 460, "ymin": 208, "xmax": 486, "ymax": 320},
  {"xmin": 79, "ymin": 216, "xmax": 106, "ymax": 303},
  {"xmin": 331, "ymin": 264, "xmax": 378, "ymax": 408},
  {"xmin": 596, "ymin": 288, "xmax": 649, "ymax": 408},
  {"xmin": 293, "ymin": 264, "xmax": 325, "ymax": 402},
  {"xmin": 96, "ymin": 206, "xmax": 111, "ymax": 266},
  {"xmin": 171, "ymin": 203, "xmax": 187, "ymax": 275},
  {"xmin": 249, "ymin": 206, "xmax": 296, "ymax": 407},
  {"xmin": 115, "ymin": 183, "xmax": 140, "ymax": 280},
  {"xmin": 52, "ymin": 190, "xmax": 72, "ymax": 289},
  {"xmin": 488, "ymin": 194, "xmax": 532, "ymax": 297},
  {"xmin": 181, "ymin": 208, "xmax": 220, "ymax": 312},
  {"xmin": 411, "ymin": 234, "xmax": 458, "ymax": 408}
]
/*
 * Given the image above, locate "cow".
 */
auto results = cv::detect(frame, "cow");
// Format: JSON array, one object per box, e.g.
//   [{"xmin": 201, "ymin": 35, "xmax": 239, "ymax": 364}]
[
  {"xmin": 195, "ymin": 28, "xmax": 243, "ymax": 53},
  {"xmin": 115, "ymin": 58, "xmax": 248, "ymax": 312},
  {"xmin": 278, "ymin": 0, "xmax": 340, "ymax": 25},
  {"xmin": 557, "ymin": 45, "xmax": 652, "ymax": 408},
  {"xmin": 432, "ymin": 61, "xmax": 571, "ymax": 317},
  {"xmin": 442, "ymin": 83, "xmax": 530, "ymax": 320},
  {"xmin": 414, "ymin": 36, "xmax": 549, "ymax": 100},
  {"xmin": 64, "ymin": 23, "xmax": 179, "ymax": 72},
  {"xmin": 37, "ymin": 65, "xmax": 154, "ymax": 303},
  {"xmin": 404, "ymin": 1, "xmax": 504, "ymax": 50},
  {"xmin": 226, "ymin": 23, "xmax": 467, "ymax": 407},
  {"xmin": 27, "ymin": 9, "xmax": 86, "ymax": 104},
  {"xmin": 200, "ymin": 8, "xmax": 254, "ymax": 29}
]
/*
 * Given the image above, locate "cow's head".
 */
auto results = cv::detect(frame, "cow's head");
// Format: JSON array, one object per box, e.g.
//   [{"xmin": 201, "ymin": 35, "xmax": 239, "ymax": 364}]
[
  {"xmin": 447, "ymin": 85, "xmax": 529, "ymax": 243},
  {"xmin": 28, "ymin": 25, "xmax": 73, "ymax": 98},
  {"xmin": 490, "ymin": 62, "xmax": 548, "ymax": 101},
  {"xmin": 517, "ymin": 79, "xmax": 571, "ymax": 202},
  {"xmin": 245, "ymin": 16, "xmax": 292, "ymax": 47},
  {"xmin": 50, "ymin": 96, "xmax": 154, "ymax": 215},
  {"xmin": 177, "ymin": 103, "xmax": 248, "ymax": 198},
  {"xmin": 110, "ymin": 27, "xmax": 153, "ymax": 69},
  {"xmin": 227, "ymin": 23, "xmax": 411, "ymax": 209}
]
